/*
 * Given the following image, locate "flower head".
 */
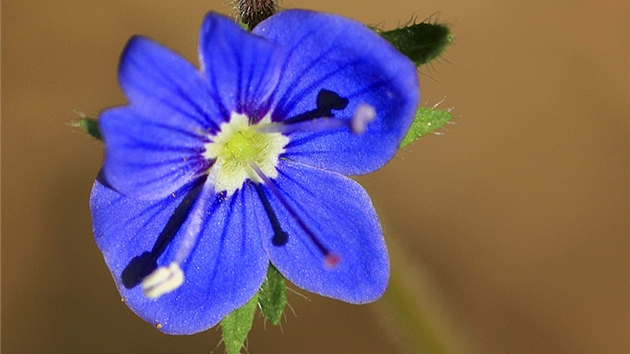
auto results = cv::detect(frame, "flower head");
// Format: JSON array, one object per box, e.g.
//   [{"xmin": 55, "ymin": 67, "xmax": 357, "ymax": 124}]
[{"xmin": 91, "ymin": 10, "xmax": 419, "ymax": 334}]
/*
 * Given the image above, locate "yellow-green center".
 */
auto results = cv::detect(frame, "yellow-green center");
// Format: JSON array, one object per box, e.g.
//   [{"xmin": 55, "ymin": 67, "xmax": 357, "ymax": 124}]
[
  {"xmin": 204, "ymin": 113, "xmax": 288, "ymax": 195},
  {"xmin": 223, "ymin": 129, "xmax": 267, "ymax": 165}
]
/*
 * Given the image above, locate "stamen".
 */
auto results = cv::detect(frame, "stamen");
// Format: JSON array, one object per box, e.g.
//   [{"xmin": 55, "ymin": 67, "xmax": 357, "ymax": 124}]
[
  {"xmin": 253, "ymin": 183, "xmax": 289, "ymax": 246},
  {"xmin": 249, "ymin": 163, "xmax": 340, "ymax": 268},
  {"xmin": 256, "ymin": 104, "xmax": 376, "ymax": 136},
  {"xmin": 324, "ymin": 253, "xmax": 341, "ymax": 269},
  {"xmin": 172, "ymin": 163, "xmax": 220, "ymax": 264},
  {"xmin": 141, "ymin": 164, "xmax": 220, "ymax": 299},
  {"xmin": 350, "ymin": 104, "xmax": 376, "ymax": 134},
  {"xmin": 142, "ymin": 262, "xmax": 184, "ymax": 299},
  {"xmin": 255, "ymin": 117, "xmax": 348, "ymax": 134}
]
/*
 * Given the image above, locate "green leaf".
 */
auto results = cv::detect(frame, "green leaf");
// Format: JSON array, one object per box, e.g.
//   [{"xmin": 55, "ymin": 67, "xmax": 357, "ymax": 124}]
[
  {"xmin": 258, "ymin": 263, "xmax": 287, "ymax": 325},
  {"xmin": 400, "ymin": 107, "xmax": 453, "ymax": 148},
  {"xmin": 221, "ymin": 293, "xmax": 259, "ymax": 354},
  {"xmin": 75, "ymin": 116, "xmax": 103, "ymax": 141},
  {"xmin": 377, "ymin": 20, "xmax": 452, "ymax": 66}
]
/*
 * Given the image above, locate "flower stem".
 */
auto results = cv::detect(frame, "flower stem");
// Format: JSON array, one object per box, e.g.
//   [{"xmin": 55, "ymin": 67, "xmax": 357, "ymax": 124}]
[{"xmin": 380, "ymin": 237, "xmax": 461, "ymax": 353}]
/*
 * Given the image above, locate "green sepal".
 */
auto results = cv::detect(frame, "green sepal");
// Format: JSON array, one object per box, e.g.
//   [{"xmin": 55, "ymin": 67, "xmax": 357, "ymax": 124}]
[
  {"xmin": 400, "ymin": 107, "xmax": 453, "ymax": 148},
  {"xmin": 75, "ymin": 116, "xmax": 103, "ymax": 141},
  {"xmin": 377, "ymin": 20, "xmax": 452, "ymax": 66},
  {"xmin": 220, "ymin": 293, "xmax": 259, "ymax": 354},
  {"xmin": 219, "ymin": 264, "xmax": 286, "ymax": 353},
  {"xmin": 237, "ymin": 21, "xmax": 250, "ymax": 31},
  {"xmin": 258, "ymin": 263, "xmax": 287, "ymax": 325}
]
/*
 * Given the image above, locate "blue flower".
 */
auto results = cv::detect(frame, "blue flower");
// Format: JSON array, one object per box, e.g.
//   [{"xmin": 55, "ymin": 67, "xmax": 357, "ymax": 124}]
[{"xmin": 90, "ymin": 10, "xmax": 418, "ymax": 334}]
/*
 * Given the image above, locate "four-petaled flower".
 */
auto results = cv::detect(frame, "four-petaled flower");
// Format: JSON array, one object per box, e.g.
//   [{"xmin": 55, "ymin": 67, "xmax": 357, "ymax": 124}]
[{"xmin": 90, "ymin": 10, "xmax": 419, "ymax": 334}]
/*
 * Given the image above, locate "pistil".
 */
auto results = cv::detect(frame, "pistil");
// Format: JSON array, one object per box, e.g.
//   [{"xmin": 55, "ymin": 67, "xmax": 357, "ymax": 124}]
[{"xmin": 204, "ymin": 114, "xmax": 288, "ymax": 195}]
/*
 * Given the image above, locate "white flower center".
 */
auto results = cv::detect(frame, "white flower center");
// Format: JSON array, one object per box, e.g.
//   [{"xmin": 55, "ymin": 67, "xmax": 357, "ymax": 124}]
[{"xmin": 203, "ymin": 113, "xmax": 289, "ymax": 195}]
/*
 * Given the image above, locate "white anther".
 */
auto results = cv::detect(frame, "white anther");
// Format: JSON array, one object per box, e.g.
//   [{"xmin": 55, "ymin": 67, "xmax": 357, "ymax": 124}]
[
  {"xmin": 350, "ymin": 104, "xmax": 376, "ymax": 134},
  {"xmin": 141, "ymin": 262, "xmax": 184, "ymax": 299}
]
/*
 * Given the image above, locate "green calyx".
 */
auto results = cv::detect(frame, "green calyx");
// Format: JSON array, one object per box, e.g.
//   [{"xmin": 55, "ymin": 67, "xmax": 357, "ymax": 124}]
[
  {"xmin": 74, "ymin": 116, "xmax": 103, "ymax": 141},
  {"xmin": 258, "ymin": 264, "xmax": 287, "ymax": 325},
  {"xmin": 221, "ymin": 293, "xmax": 259, "ymax": 354},
  {"xmin": 221, "ymin": 263, "xmax": 287, "ymax": 354},
  {"xmin": 377, "ymin": 18, "xmax": 452, "ymax": 67},
  {"xmin": 400, "ymin": 106, "xmax": 453, "ymax": 148}
]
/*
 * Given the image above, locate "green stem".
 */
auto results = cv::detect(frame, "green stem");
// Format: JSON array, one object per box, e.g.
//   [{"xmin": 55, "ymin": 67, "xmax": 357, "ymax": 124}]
[{"xmin": 381, "ymin": 238, "xmax": 459, "ymax": 353}]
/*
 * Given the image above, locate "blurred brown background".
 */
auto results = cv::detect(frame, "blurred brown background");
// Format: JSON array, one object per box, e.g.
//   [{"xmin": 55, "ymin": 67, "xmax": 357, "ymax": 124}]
[{"xmin": 3, "ymin": 0, "xmax": 628, "ymax": 353}]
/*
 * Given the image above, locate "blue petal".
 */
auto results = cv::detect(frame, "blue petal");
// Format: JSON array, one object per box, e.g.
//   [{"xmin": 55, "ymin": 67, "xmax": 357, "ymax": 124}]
[
  {"xmin": 257, "ymin": 161, "xmax": 389, "ymax": 303},
  {"xmin": 90, "ymin": 173, "xmax": 267, "ymax": 335},
  {"xmin": 254, "ymin": 10, "xmax": 419, "ymax": 175},
  {"xmin": 117, "ymin": 36, "xmax": 223, "ymax": 131},
  {"xmin": 100, "ymin": 107, "xmax": 211, "ymax": 200},
  {"xmin": 101, "ymin": 36, "xmax": 219, "ymax": 199},
  {"xmin": 199, "ymin": 12, "xmax": 282, "ymax": 118}
]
